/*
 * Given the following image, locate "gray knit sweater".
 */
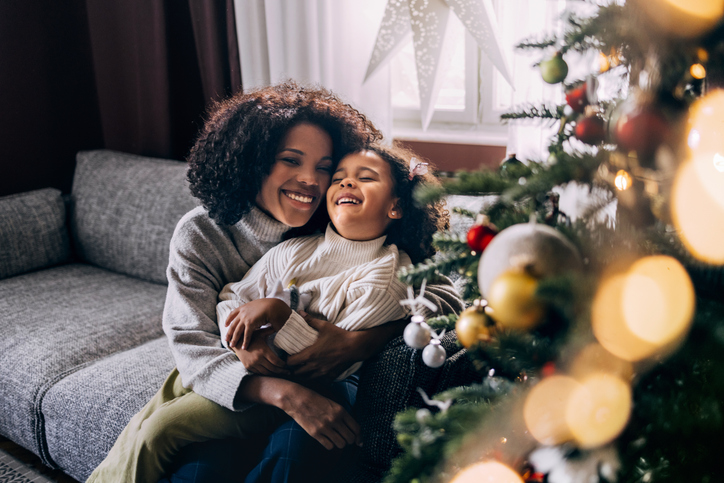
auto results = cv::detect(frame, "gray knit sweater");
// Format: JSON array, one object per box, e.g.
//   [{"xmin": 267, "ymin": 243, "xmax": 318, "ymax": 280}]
[{"xmin": 163, "ymin": 205, "xmax": 463, "ymax": 411}]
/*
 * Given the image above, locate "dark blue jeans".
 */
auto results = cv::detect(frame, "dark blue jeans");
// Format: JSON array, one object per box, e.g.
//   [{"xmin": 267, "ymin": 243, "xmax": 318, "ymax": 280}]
[{"xmin": 159, "ymin": 374, "xmax": 359, "ymax": 483}]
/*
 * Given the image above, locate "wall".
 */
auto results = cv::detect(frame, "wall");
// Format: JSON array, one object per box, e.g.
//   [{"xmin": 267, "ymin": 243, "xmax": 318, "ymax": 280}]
[{"xmin": 393, "ymin": 139, "xmax": 507, "ymax": 175}]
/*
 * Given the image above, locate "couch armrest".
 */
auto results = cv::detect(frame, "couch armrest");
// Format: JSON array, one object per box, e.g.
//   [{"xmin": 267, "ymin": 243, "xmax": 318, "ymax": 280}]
[{"xmin": 0, "ymin": 188, "xmax": 70, "ymax": 280}]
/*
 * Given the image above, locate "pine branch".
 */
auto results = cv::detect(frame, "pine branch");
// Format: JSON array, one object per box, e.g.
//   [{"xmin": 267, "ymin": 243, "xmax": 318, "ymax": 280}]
[{"xmin": 500, "ymin": 103, "xmax": 564, "ymax": 124}]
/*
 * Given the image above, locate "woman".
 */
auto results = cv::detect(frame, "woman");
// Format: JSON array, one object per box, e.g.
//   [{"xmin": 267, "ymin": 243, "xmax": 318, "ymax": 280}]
[{"xmin": 89, "ymin": 81, "xmax": 462, "ymax": 483}]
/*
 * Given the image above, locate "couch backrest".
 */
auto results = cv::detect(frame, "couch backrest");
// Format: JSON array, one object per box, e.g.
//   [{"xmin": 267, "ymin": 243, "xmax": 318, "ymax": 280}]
[
  {"xmin": 70, "ymin": 150, "xmax": 198, "ymax": 284},
  {"xmin": 0, "ymin": 188, "xmax": 71, "ymax": 280}
]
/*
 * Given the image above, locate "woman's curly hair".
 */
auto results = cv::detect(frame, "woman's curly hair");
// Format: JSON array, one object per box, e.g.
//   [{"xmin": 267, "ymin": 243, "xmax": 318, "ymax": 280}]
[
  {"xmin": 364, "ymin": 143, "xmax": 449, "ymax": 264},
  {"xmin": 187, "ymin": 81, "xmax": 381, "ymax": 225}
]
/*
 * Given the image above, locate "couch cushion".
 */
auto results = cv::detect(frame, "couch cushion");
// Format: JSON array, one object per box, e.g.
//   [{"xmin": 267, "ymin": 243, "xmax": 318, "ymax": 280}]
[
  {"xmin": 71, "ymin": 150, "xmax": 198, "ymax": 284},
  {"xmin": 0, "ymin": 188, "xmax": 70, "ymax": 280},
  {"xmin": 43, "ymin": 336, "xmax": 175, "ymax": 482},
  {"xmin": 0, "ymin": 264, "xmax": 168, "ymax": 460}
]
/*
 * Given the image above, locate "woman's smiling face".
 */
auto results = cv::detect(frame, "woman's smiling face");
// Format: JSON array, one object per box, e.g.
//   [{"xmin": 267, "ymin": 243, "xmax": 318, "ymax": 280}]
[{"xmin": 256, "ymin": 123, "xmax": 334, "ymax": 227}]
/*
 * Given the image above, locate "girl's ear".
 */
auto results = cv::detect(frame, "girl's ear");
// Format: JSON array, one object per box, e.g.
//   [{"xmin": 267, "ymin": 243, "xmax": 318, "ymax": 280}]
[{"xmin": 388, "ymin": 200, "xmax": 403, "ymax": 220}]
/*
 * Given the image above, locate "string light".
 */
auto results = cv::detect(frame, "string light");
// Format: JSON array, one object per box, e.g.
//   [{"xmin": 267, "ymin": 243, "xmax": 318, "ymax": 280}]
[{"xmin": 614, "ymin": 170, "xmax": 632, "ymax": 190}]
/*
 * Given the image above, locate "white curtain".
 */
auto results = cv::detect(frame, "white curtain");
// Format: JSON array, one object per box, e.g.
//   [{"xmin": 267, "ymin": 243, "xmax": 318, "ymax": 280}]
[{"xmin": 233, "ymin": 0, "xmax": 393, "ymax": 139}]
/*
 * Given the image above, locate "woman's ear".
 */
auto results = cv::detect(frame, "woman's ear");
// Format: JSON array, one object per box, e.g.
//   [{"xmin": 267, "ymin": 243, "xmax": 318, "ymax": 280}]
[{"xmin": 388, "ymin": 201, "xmax": 403, "ymax": 220}]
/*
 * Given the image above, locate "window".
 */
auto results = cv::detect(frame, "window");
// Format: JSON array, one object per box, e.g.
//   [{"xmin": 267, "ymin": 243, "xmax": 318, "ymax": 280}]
[{"xmin": 391, "ymin": 0, "xmax": 571, "ymax": 145}]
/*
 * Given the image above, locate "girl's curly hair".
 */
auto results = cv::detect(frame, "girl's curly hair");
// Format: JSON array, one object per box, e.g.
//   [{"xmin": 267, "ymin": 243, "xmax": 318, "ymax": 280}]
[
  {"xmin": 364, "ymin": 143, "xmax": 449, "ymax": 264},
  {"xmin": 187, "ymin": 81, "xmax": 382, "ymax": 225}
]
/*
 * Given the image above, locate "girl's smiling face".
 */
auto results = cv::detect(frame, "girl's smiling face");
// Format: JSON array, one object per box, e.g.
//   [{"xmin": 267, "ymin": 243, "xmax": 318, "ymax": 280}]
[
  {"xmin": 256, "ymin": 123, "xmax": 334, "ymax": 227},
  {"xmin": 327, "ymin": 150, "xmax": 402, "ymax": 241}
]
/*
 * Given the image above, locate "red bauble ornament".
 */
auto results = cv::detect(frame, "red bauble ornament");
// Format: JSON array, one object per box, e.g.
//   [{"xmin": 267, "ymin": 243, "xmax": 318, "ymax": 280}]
[
  {"xmin": 565, "ymin": 83, "xmax": 589, "ymax": 113},
  {"xmin": 615, "ymin": 106, "xmax": 669, "ymax": 157},
  {"xmin": 574, "ymin": 115, "xmax": 606, "ymax": 145},
  {"xmin": 467, "ymin": 223, "xmax": 498, "ymax": 252}
]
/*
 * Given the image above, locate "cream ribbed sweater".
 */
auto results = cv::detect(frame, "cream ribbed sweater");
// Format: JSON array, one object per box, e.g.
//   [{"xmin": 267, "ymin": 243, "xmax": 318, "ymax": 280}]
[
  {"xmin": 217, "ymin": 224, "xmax": 415, "ymax": 381},
  {"xmin": 164, "ymin": 205, "xmax": 463, "ymax": 411}
]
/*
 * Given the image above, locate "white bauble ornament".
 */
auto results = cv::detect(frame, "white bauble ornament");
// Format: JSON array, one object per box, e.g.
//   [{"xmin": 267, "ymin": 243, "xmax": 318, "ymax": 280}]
[
  {"xmin": 422, "ymin": 340, "xmax": 446, "ymax": 368},
  {"xmin": 478, "ymin": 221, "xmax": 583, "ymax": 298},
  {"xmin": 403, "ymin": 315, "xmax": 431, "ymax": 349}
]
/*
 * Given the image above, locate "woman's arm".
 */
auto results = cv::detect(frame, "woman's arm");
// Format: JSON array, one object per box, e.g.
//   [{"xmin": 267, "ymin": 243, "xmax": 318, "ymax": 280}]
[{"xmin": 235, "ymin": 371, "xmax": 361, "ymax": 450}]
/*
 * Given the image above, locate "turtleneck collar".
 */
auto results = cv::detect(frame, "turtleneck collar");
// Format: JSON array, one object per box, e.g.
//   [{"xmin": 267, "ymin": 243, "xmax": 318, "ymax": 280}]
[
  {"xmin": 237, "ymin": 205, "xmax": 289, "ymax": 244},
  {"xmin": 319, "ymin": 223, "xmax": 389, "ymax": 266}
]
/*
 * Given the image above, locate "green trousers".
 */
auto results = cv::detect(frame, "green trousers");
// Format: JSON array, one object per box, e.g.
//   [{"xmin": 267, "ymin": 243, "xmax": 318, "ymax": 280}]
[{"xmin": 86, "ymin": 369, "xmax": 288, "ymax": 483}]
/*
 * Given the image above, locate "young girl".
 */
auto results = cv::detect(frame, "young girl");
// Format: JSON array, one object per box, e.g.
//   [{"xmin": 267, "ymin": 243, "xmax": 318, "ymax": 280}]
[{"xmin": 96, "ymin": 144, "xmax": 455, "ymax": 482}]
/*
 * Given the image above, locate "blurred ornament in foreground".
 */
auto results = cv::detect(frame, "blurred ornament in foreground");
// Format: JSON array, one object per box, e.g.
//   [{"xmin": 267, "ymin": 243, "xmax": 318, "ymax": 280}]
[
  {"xmin": 672, "ymin": 89, "xmax": 724, "ymax": 263},
  {"xmin": 566, "ymin": 373, "xmax": 631, "ymax": 449},
  {"xmin": 592, "ymin": 256, "xmax": 695, "ymax": 361},
  {"xmin": 634, "ymin": 0, "xmax": 724, "ymax": 38},
  {"xmin": 451, "ymin": 461, "xmax": 523, "ymax": 483}
]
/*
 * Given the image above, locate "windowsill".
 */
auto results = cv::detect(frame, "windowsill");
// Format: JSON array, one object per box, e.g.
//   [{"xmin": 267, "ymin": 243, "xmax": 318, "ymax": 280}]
[{"xmin": 392, "ymin": 121, "xmax": 509, "ymax": 147}]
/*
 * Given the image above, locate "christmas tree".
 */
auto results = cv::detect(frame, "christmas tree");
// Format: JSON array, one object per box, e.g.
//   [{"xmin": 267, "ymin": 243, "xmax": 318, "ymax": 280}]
[{"xmin": 389, "ymin": 1, "xmax": 724, "ymax": 482}]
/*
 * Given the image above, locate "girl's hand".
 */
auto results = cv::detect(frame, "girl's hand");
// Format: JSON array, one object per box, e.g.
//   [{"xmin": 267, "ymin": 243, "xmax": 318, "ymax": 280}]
[
  {"xmin": 280, "ymin": 385, "xmax": 361, "ymax": 450},
  {"xmin": 225, "ymin": 298, "xmax": 291, "ymax": 350},
  {"xmin": 232, "ymin": 326, "xmax": 289, "ymax": 377}
]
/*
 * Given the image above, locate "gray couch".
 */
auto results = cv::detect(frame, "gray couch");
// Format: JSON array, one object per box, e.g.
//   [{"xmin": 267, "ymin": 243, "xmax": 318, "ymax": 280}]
[{"xmin": 0, "ymin": 150, "xmax": 475, "ymax": 482}]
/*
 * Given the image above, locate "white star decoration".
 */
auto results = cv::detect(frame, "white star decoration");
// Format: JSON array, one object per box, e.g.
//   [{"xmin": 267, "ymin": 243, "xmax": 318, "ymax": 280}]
[
  {"xmin": 399, "ymin": 279, "xmax": 438, "ymax": 316},
  {"xmin": 364, "ymin": 0, "xmax": 512, "ymax": 130}
]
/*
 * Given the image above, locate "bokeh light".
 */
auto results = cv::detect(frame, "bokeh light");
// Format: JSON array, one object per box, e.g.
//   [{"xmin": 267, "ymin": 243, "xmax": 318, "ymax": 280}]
[
  {"xmin": 450, "ymin": 461, "xmax": 524, "ymax": 483},
  {"xmin": 592, "ymin": 256, "xmax": 695, "ymax": 361},
  {"xmin": 636, "ymin": 0, "xmax": 724, "ymax": 38},
  {"xmin": 671, "ymin": 160, "xmax": 724, "ymax": 263},
  {"xmin": 592, "ymin": 273, "xmax": 660, "ymax": 361},
  {"xmin": 566, "ymin": 373, "xmax": 632, "ymax": 449},
  {"xmin": 570, "ymin": 342, "xmax": 633, "ymax": 382},
  {"xmin": 622, "ymin": 256, "xmax": 695, "ymax": 345},
  {"xmin": 672, "ymin": 90, "xmax": 724, "ymax": 264},
  {"xmin": 524, "ymin": 375, "xmax": 579, "ymax": 445}
]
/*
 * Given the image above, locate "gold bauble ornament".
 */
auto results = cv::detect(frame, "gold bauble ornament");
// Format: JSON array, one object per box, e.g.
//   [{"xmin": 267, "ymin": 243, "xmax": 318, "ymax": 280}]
[
  {"xmin": 455, "ymin": 302, "xmax": 496, "ymax": 349},
  {"xmin": 486, "ymin": 269, "xmax": 546, "ymax": 331}
]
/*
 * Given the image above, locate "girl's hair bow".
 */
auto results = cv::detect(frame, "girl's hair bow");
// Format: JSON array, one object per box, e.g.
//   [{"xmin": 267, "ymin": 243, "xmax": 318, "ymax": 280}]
[{"xmin": 409, "ymin": 157, "xmax": 429, "ymax": 180}]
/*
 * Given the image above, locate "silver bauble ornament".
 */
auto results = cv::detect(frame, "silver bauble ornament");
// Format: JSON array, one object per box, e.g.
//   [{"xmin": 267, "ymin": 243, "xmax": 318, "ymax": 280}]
[
  {"xmin": 422, "ymin": 340, "xmax": 446, "ymax": 368},
  {"xmin": 478, "ymin": 221, "xmax": 583, "ymax": 298},
  {"xmin": 403, "ymin": 315, "xmax": 431, "ymax": 349}
]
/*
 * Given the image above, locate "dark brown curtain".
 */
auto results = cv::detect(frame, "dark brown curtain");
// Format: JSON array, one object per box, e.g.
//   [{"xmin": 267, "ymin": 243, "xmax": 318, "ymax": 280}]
[{"xmin": 0, "ymin": 0, "xmax": 242, "ymax": 197}]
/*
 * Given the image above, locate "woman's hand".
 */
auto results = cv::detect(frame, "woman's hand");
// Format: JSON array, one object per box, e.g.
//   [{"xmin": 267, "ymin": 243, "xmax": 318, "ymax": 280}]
[
  {"xmin": 232, "ymin": 326, "xmax": 289, "ymax": 377},
  {"xmin": 279, "ymin": 384, "xmax": 361, "ymax": 450},
  {"xmin": 286, "ymin": 315, "xmax": 408, "ymax": 382},
  {"xmin": 225, "ymin": 298, "xmax": 291, "ymax": 350},
  {"xmin": 285, "ymin": 315, "xmax": 360, "ymax": 382}
]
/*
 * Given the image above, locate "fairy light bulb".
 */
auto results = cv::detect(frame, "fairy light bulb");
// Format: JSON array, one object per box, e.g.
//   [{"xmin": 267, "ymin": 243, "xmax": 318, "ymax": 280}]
[
  {"xmin": 690, "ymin": 63, "xmax": 706, "ymax": 79},
  {"xmin": 614, "ymin": 170, "xmax": 632, "ymax": 190}
]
